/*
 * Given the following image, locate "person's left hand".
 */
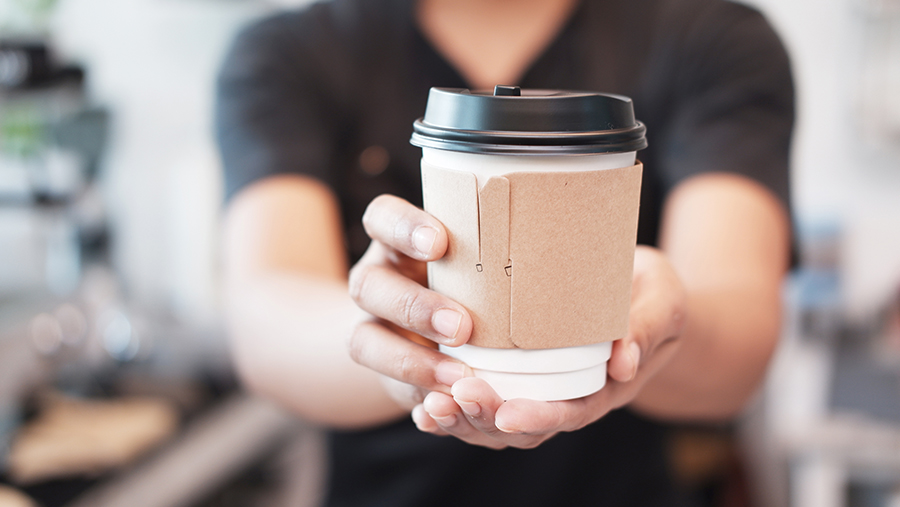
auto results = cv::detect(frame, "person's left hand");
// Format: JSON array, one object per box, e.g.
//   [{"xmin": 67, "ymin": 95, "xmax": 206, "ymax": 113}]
[{"xmin": 411, "ymin": 245, "xmax": 687, "ymax": 449}]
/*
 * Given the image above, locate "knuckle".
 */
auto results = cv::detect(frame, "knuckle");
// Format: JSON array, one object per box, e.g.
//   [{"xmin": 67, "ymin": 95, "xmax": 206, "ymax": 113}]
[
  {"xmin": 396, "ymin": 289, "xmax": 427, "ymax": 329},
  {"xmin": 571, "ymin": 410, "xmax": 595, "ymax": 432},
  {"xmin": 409, "ymin": 387, "xmax": 427, "ymax": 405},
  {"xmin": 347, "ymin": 263, "xmax": 370, "ymax": 303},
  {"xmin": 371, "ymin": 194, "xmax": 394, "ymax": 207},
  {"xmin": 362, "ymin": 194, "xmax": 388, "ymax": 226},
  {"xmin": 631, "ymin": 320, "xmax": 650, "ymax": 348},
  {"xmin": 346, "ymin": 322, "xmax": 370, "ymax": 364},
  {"xmin": 396, "ymin": 350, "xmax": 417, "ymax": 384},
  {"xmin": 363, "ymin": 194, "xmax": 398, "ymax": 229},
  {"xmin": 396, "ymin": 349, "xmax": 431, "ymax": 388},
  {"xmin": 670, "ymin": 300, "xmax": 688, "ymax": 336},
  {"xmin": 392, "ymin": 216, "xmax": 414, "ymax": 251},
  {"xmin": 552, "ymin": 403, "xmax": 572, "ymax": 430},
  {"xmin": 380, "ymin": 377, "xmax": 421, "ymax": 410},
  {"xmin": 360, "ymin": 207, "xmax": 375, "ymax": 236}
]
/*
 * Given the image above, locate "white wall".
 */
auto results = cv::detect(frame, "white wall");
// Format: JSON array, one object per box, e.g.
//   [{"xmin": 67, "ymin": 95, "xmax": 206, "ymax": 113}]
[
  {"xmin": 46, "ymin": 0, "xmax": 315, "ymax": 320},
  {"xmin": 743, "ymin": 0, "xmax": 900, "ymax": 319}
]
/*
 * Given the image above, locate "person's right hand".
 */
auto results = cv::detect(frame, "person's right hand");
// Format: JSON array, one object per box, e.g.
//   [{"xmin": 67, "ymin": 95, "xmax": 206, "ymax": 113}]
[{"xmin": 347, "ymin": 194, "xmax": 475, "ymax": 411}]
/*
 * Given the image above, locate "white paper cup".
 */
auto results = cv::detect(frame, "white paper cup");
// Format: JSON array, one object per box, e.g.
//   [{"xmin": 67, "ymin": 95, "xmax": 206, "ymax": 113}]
[
  {"xmin": 424, "ymin": 148, "xmax": 634, "ymax": 401},
  {"xmin": 412, "ymin": 87, "xmax": 647, "ymax": 401},
  {"xmin": 440, "ymin": 342, "xmax": 613, "ymax": 401}
]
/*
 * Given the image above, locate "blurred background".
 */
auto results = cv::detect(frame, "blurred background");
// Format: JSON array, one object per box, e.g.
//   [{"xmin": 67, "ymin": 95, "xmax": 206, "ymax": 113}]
[{"xmin": 0, "ymin": 0, "xmax": 898, "ymax": 506}]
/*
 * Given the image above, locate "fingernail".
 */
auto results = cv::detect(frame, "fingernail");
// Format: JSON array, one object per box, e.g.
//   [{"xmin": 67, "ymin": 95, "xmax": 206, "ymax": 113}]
[
  {"xmin": 628, "ymin": 342, "xmax": 641, "ymax": 381},
  {"xmin": 494, "ymin": 420, "xmax": 522, "ymax": 434},
  {"xmin": 411, "ymin": 405, "xmax": 429, "ymax": 431},
  {"xmin": 435, "ymin": 361, "xmax": 466, "ymax": 387},
  {"xmin": 456, "ymin": 399, "xmax": 482, "ymax": 417},
  {"xmin": 413, "ymin": 226, "xmax": 438, "ymax": 257},
  {"xmin": 433, "ymin": 414, "xmax": 457, "ymax": 427},
  {"xmin": 495, "ymin": 421, "xmax": 519, "ymax": 434},
  {"xmin": 432, "ymin": 308, "xmax": 462, "ymax": 340}
]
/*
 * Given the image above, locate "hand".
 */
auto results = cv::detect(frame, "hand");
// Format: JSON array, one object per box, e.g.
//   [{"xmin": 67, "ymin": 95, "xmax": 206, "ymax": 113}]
[
  {"xmin": 412, "ymin": 246, "xmax": 687, "ymax": 449},
  {"xmin": 347, "ymin": 195, "xmax": 475, "ymax": 411}
]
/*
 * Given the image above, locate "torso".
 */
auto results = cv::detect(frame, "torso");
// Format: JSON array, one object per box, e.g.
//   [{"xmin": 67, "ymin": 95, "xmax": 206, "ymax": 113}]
[{"xmin": 217, "ymin": 0, "xmax": 794, "ymax": 503}]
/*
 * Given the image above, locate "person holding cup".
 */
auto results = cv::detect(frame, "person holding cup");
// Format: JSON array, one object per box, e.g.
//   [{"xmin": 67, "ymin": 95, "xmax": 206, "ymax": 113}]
[{"xmin": 217, "ymin": 0, "xmax": 792, "ymax": 504}]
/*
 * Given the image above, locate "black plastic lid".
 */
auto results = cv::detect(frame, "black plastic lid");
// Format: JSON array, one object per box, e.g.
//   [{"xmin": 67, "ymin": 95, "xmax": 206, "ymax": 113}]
[{"xmin": 411, "ymin": 87, "xmax": 648, "ymax": 155}]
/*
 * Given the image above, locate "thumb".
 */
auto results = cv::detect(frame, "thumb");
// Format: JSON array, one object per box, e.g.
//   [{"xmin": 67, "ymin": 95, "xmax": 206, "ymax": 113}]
[{"xmin": 607, "ymin": 333, "xmax": 642, "ymax": 383}]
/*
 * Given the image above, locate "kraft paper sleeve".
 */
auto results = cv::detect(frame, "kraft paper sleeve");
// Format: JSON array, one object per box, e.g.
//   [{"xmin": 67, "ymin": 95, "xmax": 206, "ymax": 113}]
[{"xmin": 422, "ymin": 161, "xmax": 643, "ymax": 349}]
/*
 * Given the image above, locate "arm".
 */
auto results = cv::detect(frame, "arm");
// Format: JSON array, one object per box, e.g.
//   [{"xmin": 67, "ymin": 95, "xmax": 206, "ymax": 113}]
[
  {"xmin": 633, "ymin": 172, "xmax": 790, "ymax": 419},
  {"xmin": 217, "ymin": 16, "xmax": 481, "ymax": 429},
  {"xmin": 223, "ymin": 174, "xmax": 406, "ymax": 428}
]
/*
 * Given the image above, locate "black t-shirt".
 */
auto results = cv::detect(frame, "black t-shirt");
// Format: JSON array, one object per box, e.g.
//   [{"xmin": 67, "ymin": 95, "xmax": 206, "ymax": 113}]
[{"xmin": 216, "ymin": 0, "xmax": 793, "ymax": 505}]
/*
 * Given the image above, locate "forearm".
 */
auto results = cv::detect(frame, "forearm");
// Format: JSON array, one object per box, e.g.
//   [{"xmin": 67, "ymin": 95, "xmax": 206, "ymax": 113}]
[
  {"xmin": 226, "ymin": 271, "xmax": 406, "ymax": 429},
  {"xmin": 630, "ymin": 173, "xmax": 789, "ymax": 421},
  {"xmin": 631, "ymin": 283, "xmax": 781, "ymax": 420},
  {"xmin": 223, "ymin": 176, "xmax": 406, "ymax": 428}
]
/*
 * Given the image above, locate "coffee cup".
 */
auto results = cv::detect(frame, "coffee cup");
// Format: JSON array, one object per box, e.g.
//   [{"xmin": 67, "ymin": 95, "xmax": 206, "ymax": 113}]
[{"xmin": 411, "ymin": 86, "xmax": 647, "ymax": 401}]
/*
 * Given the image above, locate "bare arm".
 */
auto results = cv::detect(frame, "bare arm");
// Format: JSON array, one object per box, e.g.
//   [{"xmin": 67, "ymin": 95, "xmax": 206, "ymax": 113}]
[
  {"xmin": 632, "ymin": 172, "xmax": 791, "ymax": 420},
  {"xmin": 223, "ymin": 175, "xmax": 406, "ymax": 428}
]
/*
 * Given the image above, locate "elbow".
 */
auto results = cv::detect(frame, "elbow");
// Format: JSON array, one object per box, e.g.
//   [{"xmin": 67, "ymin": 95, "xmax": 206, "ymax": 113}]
[
  {"xmin": 227, "ymin": 324, "xmax": 275, "ymax": 401},
  {"xmin": 223, "ymin": 291, "xmax": 285, "ymax": 409}
]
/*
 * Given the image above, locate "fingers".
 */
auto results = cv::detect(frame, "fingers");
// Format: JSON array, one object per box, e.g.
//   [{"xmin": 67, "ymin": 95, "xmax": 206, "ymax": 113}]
[
  {"xmin": 362, "ymin": 194, "xmax": 448, "ymax": 261},
  {"xmin": 419, "ymin": 379, "xmax": 562, "ymax": 450},
  {"xmin": 608, "ymin": 247, "xmax": 687, "ymax": 383},
  {"xmin": 632, "ymin": 246, "xmax": 688, "ymax": 340},
  {"xmin": 350, "ymin": 197, "xmax": 473, "ymax": 347},
  {"xmin": 495, "ymin": 387, "xmax": 625, "ymax": 435},
  {"xmin": 348, "ymin": 320, "xmax": 472, "ymax": 396},
  {"xmin": 350, "ymin": 195, "xmax": 478, "ymax": 412},
  {"xmin": 607, "ymin": 338, "xmax": 641, "ymax": 383},
  {"xmin": 349, "ymin": 260, "xmax": 473, "ymax": 346},
  {"xmin": 420, "ymin": 390, "xmax": 509, "ymax": 450},
  {"xmin": 449, "ymin": 378, "xmax": 506, "ymax": 435},
  {"xmin": 493, "ymin": 398, "xmax": 575, "ymax": 435},
  {"xmin": 421, "ymin": 392, "xmax": 467, "ymax": 434},
  {"xmin": 411, "ymin": 404, "xmax": 449, "ymax": 435},
  {"xmin": 418, "ymin": 374, "xmax": 650, "ymax": 448}
]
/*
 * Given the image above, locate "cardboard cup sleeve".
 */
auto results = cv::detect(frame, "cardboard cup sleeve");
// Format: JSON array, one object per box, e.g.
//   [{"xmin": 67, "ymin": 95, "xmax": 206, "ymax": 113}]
[{"xmin": 422, "ymin": 161, "xmax": 644, "ymax": 349}]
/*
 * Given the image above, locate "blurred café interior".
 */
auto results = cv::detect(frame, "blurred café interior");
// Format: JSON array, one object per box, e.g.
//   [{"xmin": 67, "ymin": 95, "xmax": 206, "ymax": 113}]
[{"xmin": 0, "ymin": 0, "xmax": 898, "ymax": 506}]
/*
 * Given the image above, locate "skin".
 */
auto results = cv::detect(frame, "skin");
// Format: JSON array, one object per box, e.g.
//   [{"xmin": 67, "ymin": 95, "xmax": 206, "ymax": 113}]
[
  {"xmin": 223, "ymin": 0, "xmax": 791, "ymax": 449},
  {"xmin": 416, "ymin": 0, "xmax": 580, "ymax": 88}
]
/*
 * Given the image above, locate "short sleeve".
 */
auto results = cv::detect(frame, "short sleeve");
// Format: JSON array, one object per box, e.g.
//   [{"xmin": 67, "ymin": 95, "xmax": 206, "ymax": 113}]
[
  {"xmin": 656, "ymin": 2, "xmax": 794, "ymax": 208},
  {"xmin": 215, "ymin": 10, "xmax": 349, "ymax": 201}
]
